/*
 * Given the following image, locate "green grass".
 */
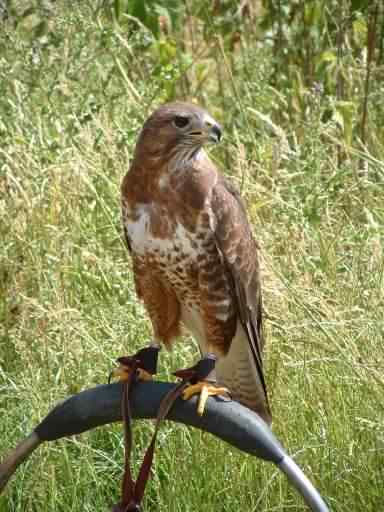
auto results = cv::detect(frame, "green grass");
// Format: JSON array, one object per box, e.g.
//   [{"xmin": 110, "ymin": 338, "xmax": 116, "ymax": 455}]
[{"xmin": 1, "ymin": 3, "xmax": 384, "ymax": 511}]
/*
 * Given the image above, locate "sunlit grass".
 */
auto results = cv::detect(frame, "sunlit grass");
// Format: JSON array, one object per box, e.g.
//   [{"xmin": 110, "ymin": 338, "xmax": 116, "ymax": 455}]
[{"xmin": 1, "ymin": 3, "xmax": 383, "ymax": 511}]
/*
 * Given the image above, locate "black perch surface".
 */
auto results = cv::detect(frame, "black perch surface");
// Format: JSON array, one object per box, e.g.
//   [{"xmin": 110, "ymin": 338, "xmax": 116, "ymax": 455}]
[
  {"xmin": 1, "ymin": 381, "xmax": 329, "ymax": 512},
  {"xmin": 36, "ymin": 381, "xmax": 284, "ymax": 461}
]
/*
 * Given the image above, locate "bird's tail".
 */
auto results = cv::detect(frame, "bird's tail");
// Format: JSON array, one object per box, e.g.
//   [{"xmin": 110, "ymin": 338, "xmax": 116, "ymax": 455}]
[{"xmin": 216, "ymin": 325, "xmax": 272, "ymax": 425}]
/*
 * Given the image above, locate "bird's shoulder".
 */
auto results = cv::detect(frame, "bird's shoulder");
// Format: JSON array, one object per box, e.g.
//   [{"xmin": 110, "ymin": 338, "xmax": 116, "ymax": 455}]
[{"xmin": 211, "ymin": 174, "xmax": 259, "ymax": 254}]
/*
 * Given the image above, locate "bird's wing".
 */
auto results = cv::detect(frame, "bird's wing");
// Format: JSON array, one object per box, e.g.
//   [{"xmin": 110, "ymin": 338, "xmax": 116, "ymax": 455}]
[
  {"xmin": 211, "ymin": 175, "xmax": 271, "ymax": 418},
  {"xmin": 122, "ymin": 224, "xmax": 132, "ymax": 252}
]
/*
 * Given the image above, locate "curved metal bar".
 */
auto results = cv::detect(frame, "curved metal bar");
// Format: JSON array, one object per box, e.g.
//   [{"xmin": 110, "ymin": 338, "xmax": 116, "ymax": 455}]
[
  {"xmin": 0, "ymin": 381, "xmax": 329, "ymax": 511},
  {"xmin": 278, "ymin": 456, "xmax": 329, "ymax": 512}
]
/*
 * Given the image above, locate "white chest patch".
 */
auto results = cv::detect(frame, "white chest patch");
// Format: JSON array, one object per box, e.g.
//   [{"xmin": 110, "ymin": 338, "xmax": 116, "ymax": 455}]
[
  {"xmin": 125, "ymin": 207, "xmax": 151, "ymax": 251},
  {"xmin": 124, "ymin": 204, "xmax": 202, "ymax": 259}
]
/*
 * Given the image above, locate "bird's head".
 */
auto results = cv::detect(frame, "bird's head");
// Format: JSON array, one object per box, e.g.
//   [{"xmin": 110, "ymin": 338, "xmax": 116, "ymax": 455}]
[{"xmin": 133, "ymin": 102, "xmax": 222, "ymax": 166}]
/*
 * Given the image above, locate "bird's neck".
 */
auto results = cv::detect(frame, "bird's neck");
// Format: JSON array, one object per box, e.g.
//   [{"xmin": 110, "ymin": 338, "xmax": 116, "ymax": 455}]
[
  {"xmin": 167, "ymin": 146, "xmax": 205, "ymax": 173},
  {"xmin": 123, "ymin": 147, "xmax": 214, "ymax": 208}
]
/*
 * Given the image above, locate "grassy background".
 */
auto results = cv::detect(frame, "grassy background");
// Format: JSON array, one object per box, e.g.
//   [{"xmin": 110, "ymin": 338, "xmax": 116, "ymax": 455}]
[{"xmin": 1, "ymin": 2, "xmax": 383, "ymax": 511}]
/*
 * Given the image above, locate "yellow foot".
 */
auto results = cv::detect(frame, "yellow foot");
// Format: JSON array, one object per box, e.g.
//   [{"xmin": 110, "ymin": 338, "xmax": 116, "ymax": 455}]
[
  {"xmin": 182, "ymin": 381, "xmax": 229, "ymax": 416},
  {"xmin": 111, "ymin": 366, "xmax": 153, "ymax": 382}
]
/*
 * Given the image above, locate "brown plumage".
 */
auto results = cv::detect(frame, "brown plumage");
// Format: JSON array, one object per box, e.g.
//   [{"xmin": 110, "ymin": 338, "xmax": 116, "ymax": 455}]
[{"xmin": 121, "ymin": 102, "xmax": 271, "ymax": 424}]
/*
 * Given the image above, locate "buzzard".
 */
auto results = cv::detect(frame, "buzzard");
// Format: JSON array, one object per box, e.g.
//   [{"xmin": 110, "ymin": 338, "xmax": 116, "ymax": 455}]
[{"xmin": 121, "ymin": 102, "xmax": 271, "ymax": 424}]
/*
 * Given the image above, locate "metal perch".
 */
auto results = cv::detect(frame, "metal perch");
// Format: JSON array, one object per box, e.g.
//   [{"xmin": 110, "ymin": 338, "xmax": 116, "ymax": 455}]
[{"xmin": 0, "ymin": 381, "xmax": 329, "ymax": 511}]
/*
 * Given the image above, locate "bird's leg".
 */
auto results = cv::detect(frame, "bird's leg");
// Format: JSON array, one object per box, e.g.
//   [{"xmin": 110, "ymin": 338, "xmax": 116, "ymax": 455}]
[
  {"xmin": 109, "ymin": 343, "xmax": 160, "ymax": 383},
  {"xmin": 174, "ymin": 353, "xmax": 230, "ymax": 416}
]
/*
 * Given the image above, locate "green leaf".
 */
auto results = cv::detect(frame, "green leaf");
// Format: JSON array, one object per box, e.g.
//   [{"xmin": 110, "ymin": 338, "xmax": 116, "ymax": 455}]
[
  {"xmin": 319, "ymin": 51, "xmax": 337, "ymax": 63},
  {"xmin": 350, "ymin": 0, "xmax": 370, "ymax": 13},
  {"xmin": 334, "ymin": 101, "xmax": 356, "ymax": 144},
  {"xmin": 352, "ymin": 17, "xmax": 367, "ymax": 45}
]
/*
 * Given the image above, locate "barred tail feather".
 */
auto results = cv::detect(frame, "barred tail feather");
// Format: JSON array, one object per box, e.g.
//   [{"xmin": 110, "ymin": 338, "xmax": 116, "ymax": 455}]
[{"xmin": 216, "ymin": 324, "xmax": 272, "ymax": 425}]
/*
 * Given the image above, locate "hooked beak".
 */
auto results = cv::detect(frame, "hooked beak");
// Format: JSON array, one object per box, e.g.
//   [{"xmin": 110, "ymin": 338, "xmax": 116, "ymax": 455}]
[
  {"xmin": 202, "ymin": 114, "xmax": 222, "ymax": 144},
  {"xmin": 208, "ymin": 123, "xmax": 222, "ymax": 144},
  {"xmin": 187, "ymin": 114, "xmax": 222, "ymax": 146}
]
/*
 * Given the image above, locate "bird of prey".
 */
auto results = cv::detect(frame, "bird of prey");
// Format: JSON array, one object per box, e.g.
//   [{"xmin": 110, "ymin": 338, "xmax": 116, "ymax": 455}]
[{"xmin": 121, "ymin": 102, "xmax": 271, "ymax": 425}]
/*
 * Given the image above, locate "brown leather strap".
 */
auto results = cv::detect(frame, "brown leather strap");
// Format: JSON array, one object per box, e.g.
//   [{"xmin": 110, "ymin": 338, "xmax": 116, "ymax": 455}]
[
  {"xmin": 112, "ymin": 367, "xmax": 189, "ymax": 512},
  {"xmin": 112, "ymin": 352, "xmax": 221, "ymax": 511},
  {"xmin": 132, "ymin": 380, "xmax": 189, "ymax": 506},
  {"xmin": 111, "ymin": 360, "xmax": 139, "ymax": 512}
]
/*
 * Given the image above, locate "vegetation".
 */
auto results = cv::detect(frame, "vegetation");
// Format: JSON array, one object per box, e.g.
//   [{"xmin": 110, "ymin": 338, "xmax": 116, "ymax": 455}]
[{"xmin": 1, "ymin": 0, "xmax": 383, "ymax": 510}]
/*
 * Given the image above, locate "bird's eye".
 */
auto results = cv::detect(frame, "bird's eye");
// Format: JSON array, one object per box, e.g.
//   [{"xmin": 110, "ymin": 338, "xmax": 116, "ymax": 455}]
[{"xmin": 173, "ymin": 115, "xmax": 189, "ymax": 128}]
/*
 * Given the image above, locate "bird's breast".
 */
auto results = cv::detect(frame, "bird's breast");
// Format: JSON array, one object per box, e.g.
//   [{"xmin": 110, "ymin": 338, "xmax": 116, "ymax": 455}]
[
  {"xmin": 124, "ymin": 202, "xmax": 213, "ymax": 302},
  {"xmin": 124, "ymin": 204, "xmax": 201, "ymax": 256}
]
